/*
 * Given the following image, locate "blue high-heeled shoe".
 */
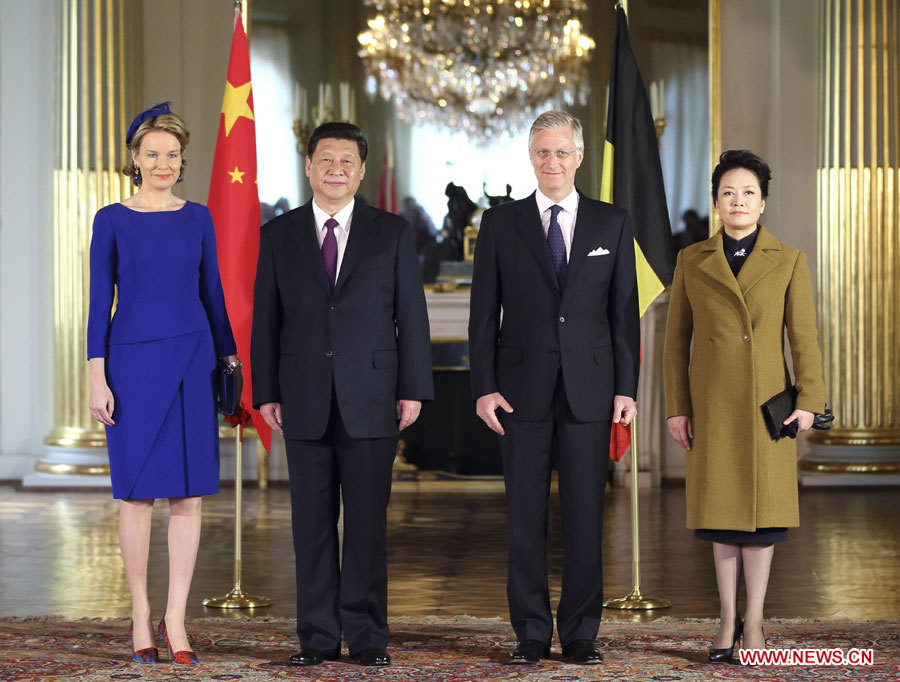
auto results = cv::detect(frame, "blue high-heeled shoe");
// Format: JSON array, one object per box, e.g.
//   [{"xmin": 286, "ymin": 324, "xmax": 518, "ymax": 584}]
[
  {"xmin": 130, "ymin": 621, "xmax": 158, "ymax": 663},
  {"xmin": 158, "ymin": 617, "xmax": 199, "ymax": 665}
]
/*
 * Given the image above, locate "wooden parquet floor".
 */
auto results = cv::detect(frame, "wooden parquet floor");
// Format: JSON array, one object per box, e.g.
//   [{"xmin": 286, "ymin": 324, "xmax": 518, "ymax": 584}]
[{"xmin": 1, "ymin": 482, "xmax": 897, "ymax": 622}]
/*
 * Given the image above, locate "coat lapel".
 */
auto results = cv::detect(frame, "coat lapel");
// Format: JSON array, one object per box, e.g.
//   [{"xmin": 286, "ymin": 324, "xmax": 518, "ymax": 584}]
[
  {"xmin": 333, "ymin": 202, "xmax": 382, "ymax": 295},
  {"xmin": 696, "ymin": 228, "xmax": 745, "ymax": 303},
  {"xmin": 736, "ymin": 225, "xmax": 781, "ymax": 296},
  {"xmin": 563, "ymin": 194, "xmax": 602, "ymax": 296},
  {"xmin": 515, "ymin": 193, "xmax": 559, "ymax": 292},
  {"xmin": 288, "ymin": 201, "xmax": 333, "ymax": 296}
]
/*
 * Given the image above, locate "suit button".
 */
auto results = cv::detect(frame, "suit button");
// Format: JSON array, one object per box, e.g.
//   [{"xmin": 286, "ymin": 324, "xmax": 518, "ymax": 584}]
[
  {"xmin": 741, "ymin": 335, "xmax": 750, "ymax": 341},
  {"xmin": 330, "ymin": 306, "xmax": 338, "ymax": 312},
  {"xmin": 325, "ymin": 350, "xmax": 334, "ymax": 358},
  {"xmin": 559, "ymin": 316, "xmax": 566, "ymax": 323}
]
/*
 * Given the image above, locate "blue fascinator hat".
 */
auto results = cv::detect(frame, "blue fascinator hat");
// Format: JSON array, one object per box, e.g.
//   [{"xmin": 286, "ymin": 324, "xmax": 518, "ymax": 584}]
[{"xmin": 125, "ymin": 101, "xmax": 172, "ymax": 145}]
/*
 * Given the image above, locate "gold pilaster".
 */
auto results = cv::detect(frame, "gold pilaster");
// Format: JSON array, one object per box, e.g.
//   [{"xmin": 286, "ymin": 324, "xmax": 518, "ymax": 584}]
[
  {"xmin": 708, "ymin": 0, "xmax": 721, "ymax": 233},
  {"xmin": 805, "ymin": 0, "xmax": 900, "ymax": 477},
  {"xmin": 38, "ymin": 0, "xmax": 138, "ymax": 474}
]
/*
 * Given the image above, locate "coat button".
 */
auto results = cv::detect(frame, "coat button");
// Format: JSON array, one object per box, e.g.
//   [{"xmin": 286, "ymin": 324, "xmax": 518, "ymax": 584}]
[
  {"xmin": 559, "ymin": 316, "xmax": 566, "ymax": 323},
  {"xmin": 330, "ymin": 306, "xmax": 338, "ymax": 312},
  {"xmin": 325, "ymin": 350, "xmax": 334, "ymax": 358},
  {"xmin": 742, "ymin": 335, "xmax": 750, "ymax": 341}
]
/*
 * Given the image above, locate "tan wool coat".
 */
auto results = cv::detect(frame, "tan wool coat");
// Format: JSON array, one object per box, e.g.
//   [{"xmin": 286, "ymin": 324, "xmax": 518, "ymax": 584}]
[{"xmin": 663, "ymin": 226, "xmax": 826, "ymax": 531}]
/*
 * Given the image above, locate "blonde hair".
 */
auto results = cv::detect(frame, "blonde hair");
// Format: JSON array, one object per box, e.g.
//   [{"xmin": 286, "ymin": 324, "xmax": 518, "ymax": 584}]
[
  {"xmin": 122, "ymin": 113, "xmax": 190, "ymax": 185},
  {"xmin": 528, "ymin": 110, "xmax": 584, "ymax": 150}
]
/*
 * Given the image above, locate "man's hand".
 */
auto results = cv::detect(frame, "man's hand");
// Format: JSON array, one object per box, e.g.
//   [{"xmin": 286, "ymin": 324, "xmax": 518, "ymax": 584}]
[
  {"xmin": 667, "ymin": 415, "xmax": 693, "ymax": 450},
  {"xmin": 260, "ymin": 402, "xmax": 283, "ymax": 435},
  {"xmin": 396, "ymin": 400, "xmax": 422, "ymax": 430},
  {"xmin": 612, "ymin": 395, "xmax": 636, "ymax": 426},
  {"xmin": 475, "ymin": 392, "xmax": 514, "ymax": 435}
]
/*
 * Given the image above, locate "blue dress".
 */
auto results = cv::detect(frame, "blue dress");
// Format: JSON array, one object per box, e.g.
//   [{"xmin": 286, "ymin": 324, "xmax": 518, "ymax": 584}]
[{"xmin": 87, "ymin": 202, "xmax": 236, "ymax": 499}]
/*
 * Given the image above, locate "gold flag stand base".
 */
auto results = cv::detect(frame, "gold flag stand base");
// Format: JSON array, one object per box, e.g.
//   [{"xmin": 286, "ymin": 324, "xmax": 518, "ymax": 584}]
[
  {"xmin": 604, "ymin": 587, "xmax": 671, "ymax": 611},
  {"xmin": 603, "ymin": 416, "xmax": 672, "ymax": 611},
  {"xmin": 203, "ymin": 579, "xmax": 272, "ymax": 609},
  {"xmin": 203, "ymin": 422, "xmax": 272, "ymax": 610}
]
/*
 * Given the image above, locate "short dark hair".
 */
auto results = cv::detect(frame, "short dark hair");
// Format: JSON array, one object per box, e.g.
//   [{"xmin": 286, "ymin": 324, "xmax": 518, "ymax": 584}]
[
  {"xmin": 711, "ymin": 149, "xmax": 771, "ymax": 201},
  {"xmin": 307, "ymin": 122, "xmax": 368, "ymax": 162}
]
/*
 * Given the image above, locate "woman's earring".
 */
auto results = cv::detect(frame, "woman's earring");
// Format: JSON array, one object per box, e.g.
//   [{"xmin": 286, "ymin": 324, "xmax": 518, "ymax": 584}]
[
  {"xmin": 133, "ymin": 167, "xmax": 141, "ymax": 184},
  {"xmin": 177, "ymin": 172, "xmax": 183, "ymax": 183}
]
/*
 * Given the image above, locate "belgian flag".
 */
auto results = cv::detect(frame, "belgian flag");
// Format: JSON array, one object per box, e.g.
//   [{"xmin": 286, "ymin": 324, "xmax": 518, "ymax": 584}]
[{"xmin": 600, "ymin": 5, "xmax": 675, "ymax": 316}]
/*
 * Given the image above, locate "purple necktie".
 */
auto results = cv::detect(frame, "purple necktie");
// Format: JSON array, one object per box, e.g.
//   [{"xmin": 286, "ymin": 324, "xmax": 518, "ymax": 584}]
[
  {"xmin": 547, "ymin": 204, "xmax": 567, "ymax": 289},
  {"xmin": 322, "ymin": 218, "xmax": 338, "ymax": 288}
]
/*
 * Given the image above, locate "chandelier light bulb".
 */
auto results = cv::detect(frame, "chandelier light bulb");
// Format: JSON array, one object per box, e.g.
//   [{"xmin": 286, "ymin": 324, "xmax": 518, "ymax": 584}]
[{"xmin": 358, "ymin": 0, "xmax": 595, "ymax": 140}]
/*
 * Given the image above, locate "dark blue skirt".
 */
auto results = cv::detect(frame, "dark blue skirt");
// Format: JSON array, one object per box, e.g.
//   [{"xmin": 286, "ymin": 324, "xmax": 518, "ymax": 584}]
[
  {"xmin": 694, "ymin": 528, "xmax": 788, "ymax": 544},
  {"xmin": 105, "ymin": 329, "xmax": 220, "ymax": 500}
]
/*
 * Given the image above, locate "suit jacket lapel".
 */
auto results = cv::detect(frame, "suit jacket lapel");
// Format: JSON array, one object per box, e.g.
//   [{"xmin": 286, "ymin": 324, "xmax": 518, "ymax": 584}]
[
  {"xmin": 334, "ymin": 202, "xmax": 382, "ymax": 295},
  {"xmin": 515, "ymin": 193, "xmax": 559, "ymax": 292},
  {"xmin": 563, "ymin": 194, "xmax": 601, "ymax": 295},
  {"xmin": 697, "ymin": 229, "xmax": 745, "ymax": 304},
  {"xmin": 736, "ymin": 225, "xmax": 781, "ymax": 296},
  {"xmin": 288, "ymin": 201, "xmax": 333, "ymax": 296}
]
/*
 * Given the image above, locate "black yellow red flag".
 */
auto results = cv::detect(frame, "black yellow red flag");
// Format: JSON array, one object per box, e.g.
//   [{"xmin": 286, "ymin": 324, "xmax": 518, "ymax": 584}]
[
  {"xmin": 601, "ymin": 5, "xmax": 675, "ymax": 316},
  {"xmin": 602, "ymin": 5, "xmax": 674, "ymax": 460}
]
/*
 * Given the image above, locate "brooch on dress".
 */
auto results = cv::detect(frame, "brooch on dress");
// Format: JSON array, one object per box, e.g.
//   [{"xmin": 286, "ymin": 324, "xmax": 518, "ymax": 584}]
[{"xmin": 733, "ymin": 248, "xmax": 747, "ymax": 257}]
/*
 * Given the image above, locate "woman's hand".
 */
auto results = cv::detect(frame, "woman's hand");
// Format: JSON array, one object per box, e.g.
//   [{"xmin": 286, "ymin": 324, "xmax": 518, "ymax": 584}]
[
  {"xmin": 221, "ymin": 356, "xmax": 244, "ymax": 406},
  {"xmin": 784, "ymin": 408, "xmax": 815, "ymax": 432},
  {"xmin": 667, "ymin": 415, "xmax": 693, "ymax": 450},
  {"xmin": 88, "ymin": 358, "xmax": 115, "ymax": 426}
]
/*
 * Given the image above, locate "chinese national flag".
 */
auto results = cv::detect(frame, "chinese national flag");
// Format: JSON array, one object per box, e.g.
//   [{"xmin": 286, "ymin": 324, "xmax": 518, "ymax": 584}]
[{"xmin": 207, "ymin": 10, "xmax": 272, "ymax": 453}]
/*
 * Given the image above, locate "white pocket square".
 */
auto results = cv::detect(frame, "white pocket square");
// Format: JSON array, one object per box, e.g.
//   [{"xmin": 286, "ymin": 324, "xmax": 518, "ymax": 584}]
[{"xmin": 587, "ymin": 246, "xmax": 610, "ymax": 256}]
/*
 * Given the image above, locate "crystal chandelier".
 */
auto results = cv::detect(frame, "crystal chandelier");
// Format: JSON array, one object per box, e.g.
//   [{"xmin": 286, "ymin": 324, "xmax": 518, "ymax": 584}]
[{"xmin": 358, "ymin": 0, "xmax": 596, "ymax": 140}]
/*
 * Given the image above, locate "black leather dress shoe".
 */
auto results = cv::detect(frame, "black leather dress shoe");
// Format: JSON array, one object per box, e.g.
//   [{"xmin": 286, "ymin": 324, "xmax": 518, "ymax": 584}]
[
  {"xmin": 351, "ymin": 648, "xmax": 391, "ymax": 666},
  {"xmin": 562, "ymin": 640, "xmax": 604, "ymax": 664},
  {"xmin": 509, "ymin": 640, "xmax": 550, "ymax": 664},
  {"xmin": 289, "ymin": 647, "xmax": 340, "ymax": 666}
]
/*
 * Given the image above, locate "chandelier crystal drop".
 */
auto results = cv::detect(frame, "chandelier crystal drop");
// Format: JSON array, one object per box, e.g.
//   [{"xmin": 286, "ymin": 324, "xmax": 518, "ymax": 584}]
[{"xmin": 358, "ymin": 0, "xmax": 596, "ymax": 140}]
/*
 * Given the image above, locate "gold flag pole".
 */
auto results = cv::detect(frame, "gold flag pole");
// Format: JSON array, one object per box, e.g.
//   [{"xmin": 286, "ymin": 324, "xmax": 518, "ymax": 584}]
[
  {"xmin": 204, "ymin": 423, "xmax": 272, "ymax": 608},
  {"xmin": 604, "ymin": 417, "xmax": 671, "ymax": 610}
]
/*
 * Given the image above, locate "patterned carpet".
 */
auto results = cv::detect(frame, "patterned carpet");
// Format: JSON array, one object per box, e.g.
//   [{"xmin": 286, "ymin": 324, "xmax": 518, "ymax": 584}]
[{"xmin": 0, "ymin": 615, "xmax": 896, "ymax": 681}]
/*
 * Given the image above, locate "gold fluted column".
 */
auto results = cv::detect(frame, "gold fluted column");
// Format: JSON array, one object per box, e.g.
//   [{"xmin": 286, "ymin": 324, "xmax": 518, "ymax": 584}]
[
  {"xmin": 802, "ymin": 0, "xmax": 900, "ymax": 483},
  {"xmin": 30, "ymin": 0, "xmax": 139, "ymax": 481}
]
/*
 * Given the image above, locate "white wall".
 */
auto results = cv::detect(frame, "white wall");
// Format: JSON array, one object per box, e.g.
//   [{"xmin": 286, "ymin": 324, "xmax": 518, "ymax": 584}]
[{"xmin": 0, "ymin": 0, "xmax": 56, "ymax": 478}]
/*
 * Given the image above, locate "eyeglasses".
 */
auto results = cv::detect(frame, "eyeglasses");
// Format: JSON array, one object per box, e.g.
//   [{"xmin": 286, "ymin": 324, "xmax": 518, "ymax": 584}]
[{"xmin": 531, "ymin": 148, "xmax": 580, "ymax": 160}]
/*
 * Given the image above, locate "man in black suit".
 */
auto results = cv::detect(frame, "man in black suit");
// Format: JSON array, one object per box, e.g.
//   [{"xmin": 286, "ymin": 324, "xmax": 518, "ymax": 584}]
[
  {"xmin": 468, "ymin": 111, "xmax": 640, "ymax": 665},
  {"xmin": 251, "ymin": 122, "xmax": 433, "ymax": 667}
]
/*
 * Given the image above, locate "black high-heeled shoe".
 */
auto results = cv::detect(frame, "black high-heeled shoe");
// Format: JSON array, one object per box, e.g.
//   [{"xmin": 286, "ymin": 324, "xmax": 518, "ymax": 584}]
[{"xmin": 708, "ymin": 615, "xmax": 742, "ymax": 663}]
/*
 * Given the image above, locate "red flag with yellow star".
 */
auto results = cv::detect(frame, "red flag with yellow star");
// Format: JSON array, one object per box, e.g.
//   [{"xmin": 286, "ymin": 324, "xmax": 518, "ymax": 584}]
[{"xmin": 208, "ymin": 9, "xmax": 272, "ymax": 453}]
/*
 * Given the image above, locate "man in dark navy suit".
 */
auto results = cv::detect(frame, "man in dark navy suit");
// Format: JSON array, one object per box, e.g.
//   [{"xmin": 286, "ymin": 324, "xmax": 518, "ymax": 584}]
[
  {"xmin": 469, "ymin": 111, "xmax": 640, "ymax": 665},
  {"xmin": 251, "ymin": 122, "xmax": 433, "ymax": 667}
]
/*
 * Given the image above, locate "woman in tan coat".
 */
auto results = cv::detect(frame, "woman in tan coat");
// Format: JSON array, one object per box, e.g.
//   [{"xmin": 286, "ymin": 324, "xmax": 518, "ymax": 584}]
[{"xmin": 664, "ymin": 150, "xmax": 826, "ymax": 661}]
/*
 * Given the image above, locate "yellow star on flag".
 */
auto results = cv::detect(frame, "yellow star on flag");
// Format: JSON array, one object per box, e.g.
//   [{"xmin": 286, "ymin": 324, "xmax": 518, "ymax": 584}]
[
  {"xmin": 221, "ymin": 80, "xmax": 254, "ymax": 136},
  {"xmin": 228, "ymin": 166, "xmax": 246, "ymax": 183}
]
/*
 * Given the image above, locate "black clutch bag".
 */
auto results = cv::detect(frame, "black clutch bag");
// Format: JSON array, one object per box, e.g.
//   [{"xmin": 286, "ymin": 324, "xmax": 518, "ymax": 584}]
[
  {"xmin": 761, "ymin": 386, "xmax": 835, "ymax": 441},
  {"xmin": 215, "ymin": 359, "xmax": 238, "ymax": 416},
  {"xmin": 761, "ymin": 386, "xmax": 799, "ymax": 441}
]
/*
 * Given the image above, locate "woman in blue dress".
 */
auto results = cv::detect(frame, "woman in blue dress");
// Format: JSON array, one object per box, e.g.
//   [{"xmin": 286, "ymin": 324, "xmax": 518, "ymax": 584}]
[{"xmin": 87, "ymin": 103, "xmax": 240, "ymax": 664}]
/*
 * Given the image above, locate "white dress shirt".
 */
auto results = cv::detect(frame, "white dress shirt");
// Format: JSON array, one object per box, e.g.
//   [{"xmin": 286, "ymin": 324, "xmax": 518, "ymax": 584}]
[
  {"xmin": 312, "ymin": 198, "xmax": 355, "ymax": 280},
  {"xmin": 535, "ymin": 188, "xmax": 579, "ymax": 262}
]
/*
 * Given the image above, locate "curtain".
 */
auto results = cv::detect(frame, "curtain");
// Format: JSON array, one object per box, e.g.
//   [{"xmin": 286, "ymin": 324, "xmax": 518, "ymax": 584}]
[
  {"xmin": 249, "ymin": 24, "xmax": 302, "ymax": 209},
  {"xmin": 648, "ymin": 41, "xmax": 709, "ymax": 233}
]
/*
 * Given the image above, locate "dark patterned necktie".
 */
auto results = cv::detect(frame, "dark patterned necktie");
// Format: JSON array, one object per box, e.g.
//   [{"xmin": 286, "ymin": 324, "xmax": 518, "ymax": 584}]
[
  {"xmin": 322, "ymin": 218, "xmax": 338, "ymax": 288},
  {"xmin": 546, "ymin": 204, "xmax": 567, "ymax": 289}
]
